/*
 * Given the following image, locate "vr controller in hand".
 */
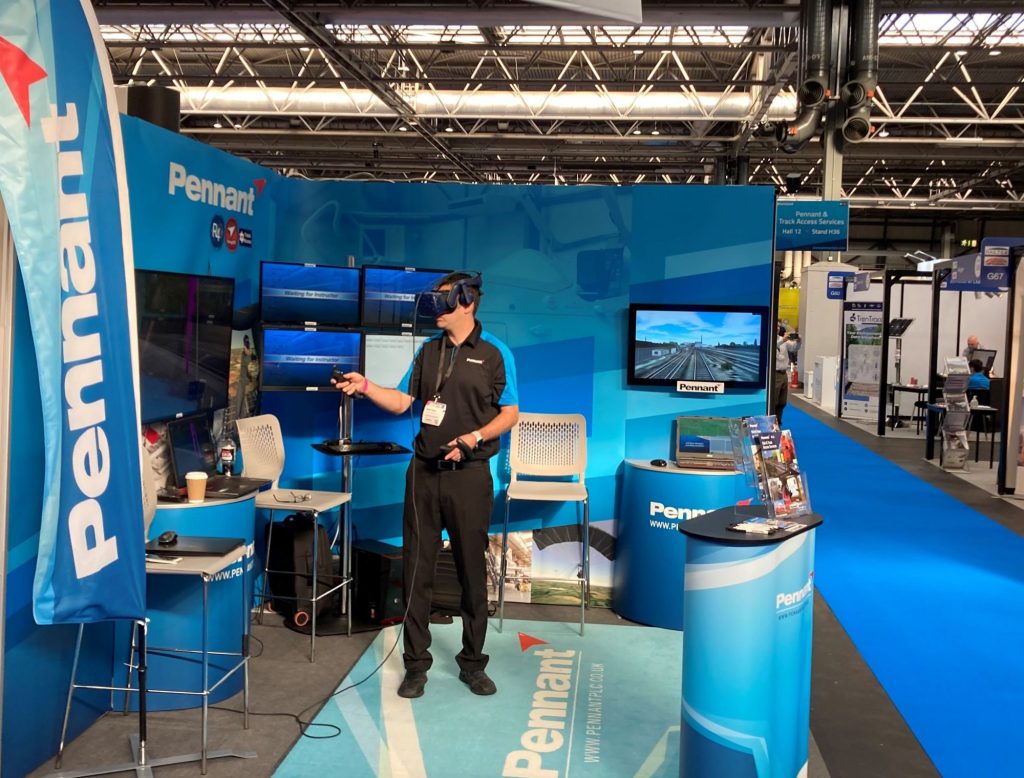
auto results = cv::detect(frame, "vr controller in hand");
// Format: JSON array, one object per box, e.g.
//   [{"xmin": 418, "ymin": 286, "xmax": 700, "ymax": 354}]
[{"xmin": 330, "ymin": 367, "xmax": 364, "ymax": 398}]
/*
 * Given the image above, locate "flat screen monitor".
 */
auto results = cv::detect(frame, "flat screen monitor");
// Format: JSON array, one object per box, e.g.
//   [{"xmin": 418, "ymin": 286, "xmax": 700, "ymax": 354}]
[
  {"xmin": 972, "ymin": 348, "xmax": 997, "ymax": 372},
  {"xmin": 260, "ymin": 326, "xmax": 363, "ymax": 391},
  {"xmin": 360, "ymin": 265, "xmax": 452, "ymax": 329},
  {"xmin": 166, "ymin": 413, "xmax": 218, "ymax": 487},
  {"xmin": 260, "ymin": 261, "xmax": 360, "ymax": 326},
  {"xmin": 135, "ymin": 270, "xmax": 235, "ymax": 423},
  {"xmin": 627, "ymin": 303, "xmax": 770, "ymax": 389},
  {"xmin": 364, "ymin": 333, "xmax": 429, "ymax": 389}
]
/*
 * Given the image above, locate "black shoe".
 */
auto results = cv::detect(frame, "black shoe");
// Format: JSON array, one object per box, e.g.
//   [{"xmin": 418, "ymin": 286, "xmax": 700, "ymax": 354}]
[
  {"xmin": 459, "ymin": 669, "xmax": 497, "ymax": 696},
  {"xmin": 398, "ymin": 671, "xmax": 428, "ymax": 698}
]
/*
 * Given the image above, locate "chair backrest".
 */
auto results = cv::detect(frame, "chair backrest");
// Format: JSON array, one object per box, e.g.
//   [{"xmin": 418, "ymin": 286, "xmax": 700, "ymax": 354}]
[
  {"xmin": 508, "ymin": 412, "xmax": 587, "ymax": 484},
  {"xmin": 236, "ymin": 414, "xmax": 286, "ymax": 488},
  {"xmin": 140, "ymin": 444, "xmax": 158, "ymax": 538}
]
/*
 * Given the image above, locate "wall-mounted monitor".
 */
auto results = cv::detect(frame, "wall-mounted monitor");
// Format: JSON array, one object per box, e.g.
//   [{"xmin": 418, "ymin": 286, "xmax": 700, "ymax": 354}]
[
  {"xmin": 364, "ymin": 333, "xmax": 430, "ymax": 389},
  {"xmin": 135, "ymin": 269, "xmax": 235, "ymax": 423},
  {"xmin": 360, "ymin": 265, "xmax": 452, "ymax": 329},
  {"xmin": 260, "ymin": 326, "xmax": 364, "ymax": 391},
  {"xmin": 627, "ymin": 303, "xmax": 770, "ymax": 389},
  {"xmin": 260, "ymin": 261, "xmax": 360, "ymax": 326}
]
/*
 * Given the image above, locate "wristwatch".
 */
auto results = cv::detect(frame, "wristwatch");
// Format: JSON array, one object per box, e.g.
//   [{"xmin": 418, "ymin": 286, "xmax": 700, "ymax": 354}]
[{"xmin": 471, "ymin": 430, "xmax": 484, "ymax": 448}]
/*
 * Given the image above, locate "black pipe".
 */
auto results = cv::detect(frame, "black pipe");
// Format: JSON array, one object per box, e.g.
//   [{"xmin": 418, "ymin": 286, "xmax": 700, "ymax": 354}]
[
  {"xmin": 777, "ymin": 0, "xmax": 831, "ymax": 148},
  {"xmin": 841, "ymin": 0, "xmax": 880, "ymax": 143}
]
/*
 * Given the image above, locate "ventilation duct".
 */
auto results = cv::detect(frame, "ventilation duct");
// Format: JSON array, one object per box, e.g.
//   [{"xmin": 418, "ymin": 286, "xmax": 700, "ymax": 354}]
[
  {"xmin": 840, "ymin": 0, "xmax": 880, "ymax": 144},
  {"xmin": 776, "ymin": 0, "xmax": 832, "ymax": 151}
]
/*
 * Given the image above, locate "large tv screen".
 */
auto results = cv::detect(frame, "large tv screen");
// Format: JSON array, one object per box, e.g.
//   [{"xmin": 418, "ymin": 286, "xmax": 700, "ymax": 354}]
[
  {"xmin": 361, "ymin": 265, "xmax": 452, "ymax": 329},
  {"xmin": 364, "ymin": 333, "xmax": 429, "ymax": 389},
  {"xmin": 627, "ymin": 303, "xmax": 769, "ymax": 389},
  {"xmin": 260, "ymin": 261, "xmax": 360, "ymax": 326},
  {"xmin": 260, "ymin": 326, "xmax": 363, "ymax": 391},
  {"xmin": 135, "ymin": 270, "xmax": 235, "ymax": 423}
]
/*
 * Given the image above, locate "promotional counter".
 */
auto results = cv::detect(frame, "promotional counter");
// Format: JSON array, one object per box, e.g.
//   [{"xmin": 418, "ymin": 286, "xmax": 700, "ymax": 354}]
[
  {"xmin": 613, "ymin": 460, "xmax": 748, "ymax": 630},
  {"xmin": 678, "ymin": 506, "xmax": 822, "ymax": 778}
]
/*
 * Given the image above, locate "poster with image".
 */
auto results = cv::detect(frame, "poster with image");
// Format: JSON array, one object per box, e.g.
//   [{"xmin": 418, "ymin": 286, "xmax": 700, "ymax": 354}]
[{"xmin": 841, "ymin": 302, "xmax": 883, "ymax": 419}]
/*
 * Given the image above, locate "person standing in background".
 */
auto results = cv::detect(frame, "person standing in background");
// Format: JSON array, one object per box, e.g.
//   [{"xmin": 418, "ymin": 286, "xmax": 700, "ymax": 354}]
[
  {"xmin": 962, "ymin": 335, "xmax": 981, "ymax": 362},
  {"xmin": 773, "ymin": 324, "xmax": 790, "ymax": 424}
]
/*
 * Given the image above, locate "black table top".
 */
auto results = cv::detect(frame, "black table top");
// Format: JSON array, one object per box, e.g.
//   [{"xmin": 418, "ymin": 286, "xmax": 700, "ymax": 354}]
[{"xmin": 678, "ymin": 505, "xmax": 823, "ymax": 545}]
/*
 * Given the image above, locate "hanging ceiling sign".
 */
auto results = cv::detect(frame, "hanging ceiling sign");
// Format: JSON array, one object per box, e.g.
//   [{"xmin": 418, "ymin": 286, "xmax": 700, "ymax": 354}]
[
  {"xmin": 944, "ymin": 239, "xmax": 1024, "ymax": 292},
  {"xmin": 524, "ymin": 0, "xmax": 643, "ymax": 23},
  {"xmin": 826, "ymin": 271, "xmax": 854, "ymax": 300},
  {"xmin": 776, "ymin": 200, "xmax": 850, "ymax": 252}
]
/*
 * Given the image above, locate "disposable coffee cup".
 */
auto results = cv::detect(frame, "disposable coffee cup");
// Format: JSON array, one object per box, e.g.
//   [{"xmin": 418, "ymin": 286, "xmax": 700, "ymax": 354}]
[{"xmin": 185, "ymin": 471, "xmax": 208, "ymax": 503}]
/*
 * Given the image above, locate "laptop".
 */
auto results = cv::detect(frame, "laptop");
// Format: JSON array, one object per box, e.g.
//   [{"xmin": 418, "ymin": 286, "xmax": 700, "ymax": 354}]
[
  {"xmin": 675, "ymin": 416, "xmax": 737, "ymax": 471},
  {"xmin": 166, "ymin": 415, "xmax": 271, "ymax": 499},
  {"xmin": 146, "ymin": 535, "xmax": 245, "ymax": 558}
]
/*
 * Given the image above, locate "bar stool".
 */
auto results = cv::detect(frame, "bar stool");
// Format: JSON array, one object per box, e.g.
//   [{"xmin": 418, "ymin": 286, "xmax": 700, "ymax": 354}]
[{"xmin": 236, "ymin": 414, "xmax": 351, "ymax": 662}]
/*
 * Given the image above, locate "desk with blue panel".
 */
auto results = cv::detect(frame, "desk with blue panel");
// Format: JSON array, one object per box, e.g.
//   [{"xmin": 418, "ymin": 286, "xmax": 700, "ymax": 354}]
[
  {"xmin": 613, "ymin": 460, "xmax": 748, "ymax": 630},
  {"xmin": 678, "ymin": 506, "xmax": 822, "ymax": 778},
  {"xmin": 138, "ymin": 495, "xmax": 257, "ymax": 711}
]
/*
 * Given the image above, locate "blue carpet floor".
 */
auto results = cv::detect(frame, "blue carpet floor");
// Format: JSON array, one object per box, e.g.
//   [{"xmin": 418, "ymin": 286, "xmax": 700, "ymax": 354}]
[
  {"xmin": 787, "ymin": 407, "xmax": 1024, "ymax": 777},
  {"xmin": 276, "ymin": 620, "xmax": 682, "ymax": 778}
]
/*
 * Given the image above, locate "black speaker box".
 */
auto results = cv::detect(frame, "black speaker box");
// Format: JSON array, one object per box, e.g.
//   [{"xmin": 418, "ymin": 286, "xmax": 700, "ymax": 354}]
[{"xmin": 353, "ymin": 540, "xmax": 405, "ymax": 626}]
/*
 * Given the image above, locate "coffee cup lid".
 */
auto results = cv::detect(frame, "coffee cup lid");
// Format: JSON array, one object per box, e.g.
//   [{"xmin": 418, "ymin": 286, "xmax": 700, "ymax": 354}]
[{"xmin": 185, "ymin": 471, "xmax": 208, "ymax": 480}]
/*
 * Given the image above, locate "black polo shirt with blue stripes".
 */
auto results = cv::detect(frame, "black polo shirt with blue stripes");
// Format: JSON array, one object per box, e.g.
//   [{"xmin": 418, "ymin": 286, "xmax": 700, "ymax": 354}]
[{"xmin": 398, "ymin": 320, "xmax": 518, "ymax": 460}]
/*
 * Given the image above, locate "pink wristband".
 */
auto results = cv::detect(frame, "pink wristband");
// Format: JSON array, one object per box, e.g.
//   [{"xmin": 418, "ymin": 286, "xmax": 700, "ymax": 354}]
[{"xmin": 361, "ymin": 378, "xmax": 369, "ymax": 393}]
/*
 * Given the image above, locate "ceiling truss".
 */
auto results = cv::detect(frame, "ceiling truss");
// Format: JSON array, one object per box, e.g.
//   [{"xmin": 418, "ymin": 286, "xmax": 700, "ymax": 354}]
[{"xmin": 94, "ymin": 1, "xmax": 1024, "ymax": 212}]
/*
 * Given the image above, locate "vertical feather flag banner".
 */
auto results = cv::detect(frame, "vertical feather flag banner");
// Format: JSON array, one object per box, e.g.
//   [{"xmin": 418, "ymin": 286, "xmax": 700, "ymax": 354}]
[{"xmin": 0, "ymin": 0, "xmax": 146, "ymax": 623}]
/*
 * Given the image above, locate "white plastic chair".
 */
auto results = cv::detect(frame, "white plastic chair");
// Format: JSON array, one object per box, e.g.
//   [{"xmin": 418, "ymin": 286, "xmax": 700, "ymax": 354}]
[
  {"xmin": 236, "ymin": 414, "xmax": 351, "ymax": 661},
  {"xmin": 499, "ymin": 412, "xmax": 589, "ymax": 635}
]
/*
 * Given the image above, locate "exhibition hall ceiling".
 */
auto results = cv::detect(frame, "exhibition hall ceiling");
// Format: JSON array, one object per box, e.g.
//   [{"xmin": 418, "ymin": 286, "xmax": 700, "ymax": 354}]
[{"xmin": 92, "ymin": 1, "xmax": 1024, "ymax": 215}]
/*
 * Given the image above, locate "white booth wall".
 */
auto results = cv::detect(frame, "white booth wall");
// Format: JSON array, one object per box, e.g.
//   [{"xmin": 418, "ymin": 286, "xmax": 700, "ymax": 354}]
[
  {"xmin": 937, "ymin": 290, "xmax": 1008, "ymax": 376},
  {"xmin": 887, "ymin": 280, "xmax": 933, "ymax": 387},
  {"xmin": 798, "ymin": 262, "xmax": 857, "ymax": 381}
]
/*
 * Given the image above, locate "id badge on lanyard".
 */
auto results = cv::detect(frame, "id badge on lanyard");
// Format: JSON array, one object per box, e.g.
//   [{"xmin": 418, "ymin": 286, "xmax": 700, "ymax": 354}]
[
  {"xmin": 422, "ymin": 397, "xmax": 447, "ymax": 426},
  {"xmin": 423, "ymin": 339, "xmax": 456, "ymax": 426}
]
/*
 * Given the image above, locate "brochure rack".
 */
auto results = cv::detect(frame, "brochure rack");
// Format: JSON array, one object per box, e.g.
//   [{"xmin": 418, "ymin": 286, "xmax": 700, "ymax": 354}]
[
  {"xmin": 729, "ymin": 415, "xmax": 812, "ymax": 520},
  {"xmin": 941, "ymin": 357, "xmax": 971, "ymax": 469}
]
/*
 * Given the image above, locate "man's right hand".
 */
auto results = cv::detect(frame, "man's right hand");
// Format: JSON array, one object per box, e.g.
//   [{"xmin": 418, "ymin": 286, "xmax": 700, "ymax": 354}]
[{"xmin": 332, "ymin": 370, "xmax": 368, "ymax": 397}]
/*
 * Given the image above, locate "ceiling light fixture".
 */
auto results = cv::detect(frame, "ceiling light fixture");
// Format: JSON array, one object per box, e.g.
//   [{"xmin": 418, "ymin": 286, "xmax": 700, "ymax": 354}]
[
  {"xmin": 398, "ymin": 125, "xmax": 408, "ymax": 132},
  {"xmin": 632, "ymin": 128, "xmax": 642, "ymax": 135},
  {"xmin": 877, "ymin": 129, "xmax": 890, "ymax": 138},
  {"xmin": 213, "ymin": 119, "xmax": 222, "ymax": 129},
  {"xmin": 989, "ymin": 49, "xmax": 1002, "ymax": 56},
  {"xmin": 651, "ymin": 128, "xmax": 660, "ymax": 136}
]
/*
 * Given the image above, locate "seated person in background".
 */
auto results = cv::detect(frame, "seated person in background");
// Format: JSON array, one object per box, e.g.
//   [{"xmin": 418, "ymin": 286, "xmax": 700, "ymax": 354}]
[{"xmin": 968, "ymin": 359, "xmax": 990, "ymax": 392}]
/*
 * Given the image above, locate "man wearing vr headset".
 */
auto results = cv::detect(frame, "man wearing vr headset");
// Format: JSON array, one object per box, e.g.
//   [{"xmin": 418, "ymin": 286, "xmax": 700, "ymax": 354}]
[{"xmin": 333, "ymin": 272, "xmax": 519, "ymax": 699}]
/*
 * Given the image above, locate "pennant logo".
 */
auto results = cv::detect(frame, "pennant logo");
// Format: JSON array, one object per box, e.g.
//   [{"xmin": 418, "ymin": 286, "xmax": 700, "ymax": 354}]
[
  {"xmin": 253, "ymin": 178, "xmax": 266, "ymax": 196},
  {"xmin": 518, "ymin": 632, "xmax": 548, "ymax": 652},
  {"xmin": 0, "ymin": 36, "xmax": 47, "ymax": 126}
]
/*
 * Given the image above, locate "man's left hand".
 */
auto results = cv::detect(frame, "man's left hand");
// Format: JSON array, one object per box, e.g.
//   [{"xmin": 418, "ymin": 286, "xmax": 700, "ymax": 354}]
[{"xmin": 444, "ymin": 434, "xmax": 477, "ymax": 461}]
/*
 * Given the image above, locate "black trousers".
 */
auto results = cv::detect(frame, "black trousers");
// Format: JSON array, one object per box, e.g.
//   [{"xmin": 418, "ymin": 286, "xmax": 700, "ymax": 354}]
[
  {"xmin": 773, "ymin": 370, "xmax": 789, "ymax": 424},
  {"xmin": 402, "ymin": 458, "xmax": 493, "ymax": 673}
]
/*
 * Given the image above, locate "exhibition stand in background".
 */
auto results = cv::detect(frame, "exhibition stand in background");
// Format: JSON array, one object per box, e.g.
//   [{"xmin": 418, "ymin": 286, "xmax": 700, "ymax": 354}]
[{"xmin": 679, "ymin": 507, "xmax": 822, "ymax": 778}]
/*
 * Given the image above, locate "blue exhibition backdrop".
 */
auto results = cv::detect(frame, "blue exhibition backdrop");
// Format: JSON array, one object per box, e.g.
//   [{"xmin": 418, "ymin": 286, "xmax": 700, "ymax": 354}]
[{"xmin": 4, "ymin": 117, "xmax": 774, "ymax": 775}]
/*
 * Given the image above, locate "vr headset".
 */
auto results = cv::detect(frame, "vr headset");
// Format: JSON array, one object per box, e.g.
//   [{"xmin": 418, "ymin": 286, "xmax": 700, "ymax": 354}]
[{"xmin": 415, "ymin": 273, "xmax": 482, "ymax": 320}]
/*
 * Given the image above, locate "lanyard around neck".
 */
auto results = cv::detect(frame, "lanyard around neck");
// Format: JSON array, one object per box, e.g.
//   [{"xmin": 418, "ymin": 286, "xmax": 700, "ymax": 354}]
[{"xmin": 433, "ymin": 337, "xmax": 459, "ymax": 397}]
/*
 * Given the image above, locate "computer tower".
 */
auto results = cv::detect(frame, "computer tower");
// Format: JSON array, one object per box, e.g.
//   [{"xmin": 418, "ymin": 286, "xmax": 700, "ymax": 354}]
[{"xmin": 353, "ymin": 540, "xmax": 405, "ymax": 626}]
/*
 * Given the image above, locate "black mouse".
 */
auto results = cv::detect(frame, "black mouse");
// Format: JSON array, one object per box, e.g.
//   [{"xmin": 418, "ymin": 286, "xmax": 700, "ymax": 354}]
[
  {"xmin": 157, "ymin": 530, "xmax": 178, "ymax": 546},
  {"xmin": 650, "ymin": 459, "xmax": 668, "ymax": 467}
]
